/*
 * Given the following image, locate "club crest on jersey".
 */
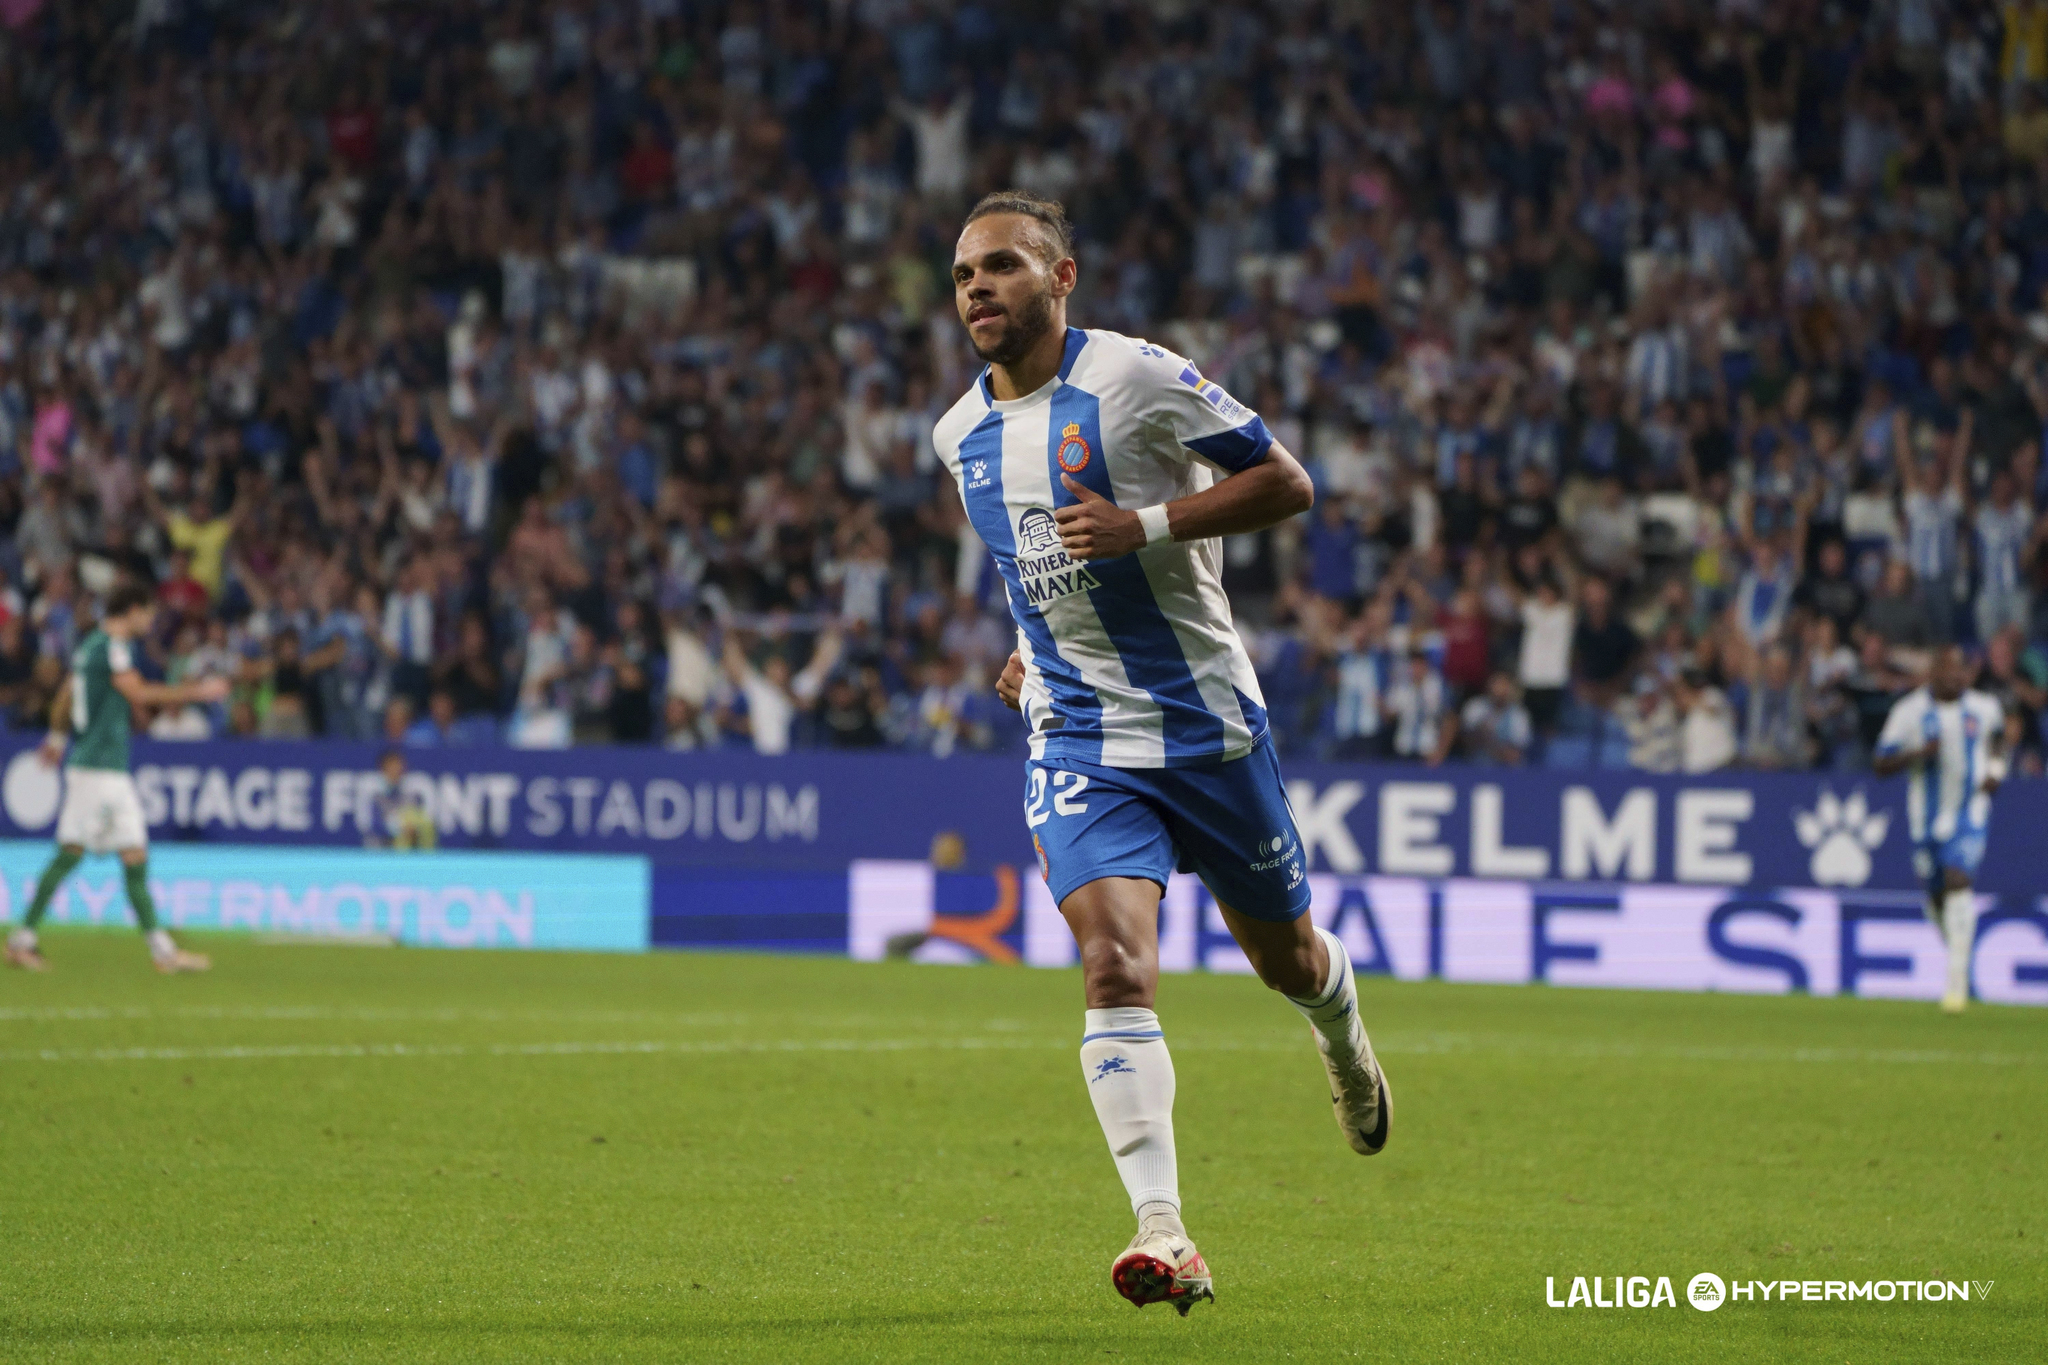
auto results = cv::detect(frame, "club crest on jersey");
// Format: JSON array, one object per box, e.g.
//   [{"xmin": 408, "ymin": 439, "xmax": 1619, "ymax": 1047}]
[
  {"xmin": 1056, "ymin": 422, "xmax": 1092, "ymax": 473},
  {"xmin": 1014, "ymin": 507, "xmax": 1101, "ymax": 607}
]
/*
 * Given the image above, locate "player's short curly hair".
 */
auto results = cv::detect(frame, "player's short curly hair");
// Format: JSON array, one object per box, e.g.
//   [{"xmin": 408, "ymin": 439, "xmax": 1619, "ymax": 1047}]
[{"xmin": 962, "ymin": 190, "xmax": 1075, "ymax": 265}]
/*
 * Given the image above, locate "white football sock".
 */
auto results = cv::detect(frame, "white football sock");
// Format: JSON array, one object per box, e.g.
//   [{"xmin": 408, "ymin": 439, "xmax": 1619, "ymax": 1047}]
[
  {"xmin": 1942, "ymin": 890, "xmax": 1977, "ymax": 1003},
  {"xmin": 1287, "ymin": 926, "xmax": 1366, "ymax": 1059},
  {"xmin": 8, "ymin": 926, "xmax": 34, "ymax": 951},
  {"xmin": 1080, "ymin": 1007, "xmax": 1181, "ymax": 1232},
  {"xmin": 147, "ymin": 929, "xmax": 175, "ymax": 960}
]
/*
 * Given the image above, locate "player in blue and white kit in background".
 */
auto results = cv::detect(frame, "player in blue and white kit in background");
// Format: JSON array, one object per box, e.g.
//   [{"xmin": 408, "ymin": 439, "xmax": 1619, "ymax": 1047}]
[
  {"xmin": 1873, "ymin": 645, "xmax": 2006, "ymax": 1013},
  {"xmin": 937, "ymin": 191, "xmax": 1390, "ymax": 1315}
]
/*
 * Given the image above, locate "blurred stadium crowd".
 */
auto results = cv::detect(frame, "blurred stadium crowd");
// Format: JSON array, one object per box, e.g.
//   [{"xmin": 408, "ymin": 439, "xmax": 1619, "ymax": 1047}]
[{"xmin": 4, "ymin": 0, "xmax": 2048, "ymax": 773}]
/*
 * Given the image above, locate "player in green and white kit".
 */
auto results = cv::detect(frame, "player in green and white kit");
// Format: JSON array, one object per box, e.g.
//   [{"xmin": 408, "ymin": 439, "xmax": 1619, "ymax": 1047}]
[{"xmin": 4, "ymin": 583, "xmax": 229, "ymax": 973}]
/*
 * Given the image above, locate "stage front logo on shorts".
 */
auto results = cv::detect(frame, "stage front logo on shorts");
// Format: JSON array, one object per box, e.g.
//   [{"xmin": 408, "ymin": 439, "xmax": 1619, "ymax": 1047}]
[
  {"xmin": 1245, "ymin": 826, "xmax": 1294, "ymax": 879},
  {"xmin": 1056, "ymin": 421, "xmax": 1092, "ymax": 473}
]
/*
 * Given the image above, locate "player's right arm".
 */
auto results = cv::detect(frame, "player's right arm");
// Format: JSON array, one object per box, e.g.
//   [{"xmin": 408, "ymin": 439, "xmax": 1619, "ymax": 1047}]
[{"xmin": 1870, "ymin": 694, "xmax": 1935, "ymax": 777}]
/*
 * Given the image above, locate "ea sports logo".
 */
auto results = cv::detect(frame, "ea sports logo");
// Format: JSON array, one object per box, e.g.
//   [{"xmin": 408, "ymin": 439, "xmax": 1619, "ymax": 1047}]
[{"xmin": 1688, "ymin": 1273, "xmax": 1725, "ymax": 1312}]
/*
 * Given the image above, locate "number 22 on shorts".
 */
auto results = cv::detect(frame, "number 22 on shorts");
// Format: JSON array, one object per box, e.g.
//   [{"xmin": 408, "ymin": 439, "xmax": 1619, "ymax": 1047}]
[{"xmin": 1026, "ymin": 769, "xmax": 1091, "ymax": 826}]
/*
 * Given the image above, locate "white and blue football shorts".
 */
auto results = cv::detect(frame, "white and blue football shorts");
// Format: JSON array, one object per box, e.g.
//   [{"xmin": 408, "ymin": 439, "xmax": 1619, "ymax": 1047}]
[
  {"xmin": 1914, "ymin": 829, "xmax": 1987, "ymax": 888},
  {"xmin": 1024, "ymin": 740, "xmax": 1310, "ymax": 922}
]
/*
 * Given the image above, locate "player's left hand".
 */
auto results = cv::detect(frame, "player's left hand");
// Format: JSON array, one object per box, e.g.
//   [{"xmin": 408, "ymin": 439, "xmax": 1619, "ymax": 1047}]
[
  {"xmin": 1056, "ymin": 475, "xmax": 1144, "ymax": 561},
  {"xmin": 995, "ymin": 650, "xmax": 1024, "ymax": 711},
  {"xmin": 35, "ymin": 737, "xmax": 62, "ymax": 768}
]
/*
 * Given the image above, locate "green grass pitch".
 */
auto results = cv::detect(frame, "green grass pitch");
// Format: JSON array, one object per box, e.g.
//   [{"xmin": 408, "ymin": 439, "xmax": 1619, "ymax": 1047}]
[{"xmin": 2, "ymin": 929, "xmax": 2043, "ymax": 1363}]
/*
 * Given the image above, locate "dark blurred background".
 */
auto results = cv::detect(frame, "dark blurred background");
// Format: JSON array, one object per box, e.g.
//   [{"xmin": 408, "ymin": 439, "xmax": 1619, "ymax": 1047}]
[{"xmin": 0, "ymin": 0, "xmax": 2044, "ymax": 777}]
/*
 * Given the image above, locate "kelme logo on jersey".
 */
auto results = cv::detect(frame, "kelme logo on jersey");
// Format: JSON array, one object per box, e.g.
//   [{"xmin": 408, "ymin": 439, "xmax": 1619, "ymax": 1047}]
[
  {"xmin": 1014, "ymin": 508, "xmax": 1102, "ymax": 608},
  {"xmin": 966, "ymin": 458, "xmax": 991, "ymax": 490},
  {"xmin": 1056, "ymin": 422, "xmax": 1092, "ymax": 473}
]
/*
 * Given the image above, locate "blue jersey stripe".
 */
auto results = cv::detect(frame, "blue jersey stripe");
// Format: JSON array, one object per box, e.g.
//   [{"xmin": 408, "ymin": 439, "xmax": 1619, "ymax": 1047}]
[
  {"xmin": 959, "ymin": 410, "xmax": 1106, "ymax": 761},
  {"xmin": 1056, "ymin": 327, "xmax": 1086, "ymax": 381},
  {"xmin": 1233, "ymin": 685, "xmax": 1268, "ymax": 744},
  {"xmin": 1047, "ymin": 384, "xmax": 1226, "ymax": 762},
  {"xmin": 1185, "ymin": 416, "xmax": 1273, "ymax": 471}
]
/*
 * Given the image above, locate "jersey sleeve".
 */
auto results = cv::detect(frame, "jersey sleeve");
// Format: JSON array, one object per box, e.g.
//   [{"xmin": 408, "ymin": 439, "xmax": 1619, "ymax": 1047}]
[
  {"xmin": 1133, "ymin": 347, "xmax": 1274, "ymax": 472},
  {"xmin": 107, "ymin": 637, "xmax": 133, "ymax": 673},
  {"xmin": 1875, "ymin": 694, "xmax": 1920, "ymax": 757}
]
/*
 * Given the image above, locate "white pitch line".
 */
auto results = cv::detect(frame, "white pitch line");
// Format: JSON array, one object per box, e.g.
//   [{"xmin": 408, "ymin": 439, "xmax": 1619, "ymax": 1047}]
[
  {"xmin": 0, "ymin": 1033, "xmax": 2040, "ymax": 1068},
  {"xmin": 0, "ymin": 1036, "xmax": 1062, "ymax": 1064},
  {"xmin": 0, "ymin": 1005, "xmax": 762, "ymax": 1025}
]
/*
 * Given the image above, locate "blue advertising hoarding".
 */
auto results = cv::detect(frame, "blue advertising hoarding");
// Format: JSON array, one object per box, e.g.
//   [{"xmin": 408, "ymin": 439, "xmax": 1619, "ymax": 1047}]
[
  {"xmin": 0, "ymin": 738, "xmax": 2038, "ymax": 893},
  {"xmin": 0, "ymin": 842, "xmax": 650, "ymax": 951},
  {"xmin": 1, "ymin": 738, "xmax": 2043, "ymax": 1002},
  {"xmin": 831, "ymin": 863, "xmax": 2048, "ymax": 1008}
]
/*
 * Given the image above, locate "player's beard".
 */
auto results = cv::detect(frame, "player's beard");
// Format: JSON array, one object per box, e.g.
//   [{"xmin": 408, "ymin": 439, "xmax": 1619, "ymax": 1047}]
[{"xmin": 967, "ymin": 283, "xmax": 1057, "ymax": 367}]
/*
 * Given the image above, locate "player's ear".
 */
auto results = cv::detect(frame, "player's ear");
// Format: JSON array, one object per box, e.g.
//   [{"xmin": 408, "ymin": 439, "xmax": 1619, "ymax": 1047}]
[{"xmin": 1050, "ymin": 255, "xmax": 1078, "ymax": 299}]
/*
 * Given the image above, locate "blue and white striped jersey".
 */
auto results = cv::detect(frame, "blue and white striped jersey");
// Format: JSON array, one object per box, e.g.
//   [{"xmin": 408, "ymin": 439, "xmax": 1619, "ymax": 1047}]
[
  {"xmin": 934, "ymin": 328, "xmax": 1275, "ymax": 769},
  {"xmin": 1903, "ymin": 487, "xmax": 1962, "ymax": 585},
  {"xmin": 1976, "ymin": 500, "xmax": 2032, "ymax": 594},
  {"xmin": 1876, "ymin": 687, "xmax": 2004, "ymax": 844}
]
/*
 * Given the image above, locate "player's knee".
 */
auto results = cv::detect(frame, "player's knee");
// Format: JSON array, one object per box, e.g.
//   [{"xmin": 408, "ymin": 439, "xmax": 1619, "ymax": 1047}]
[
  {"xmin": 1943, "ymin": 868, "xmax": 1971, "ymax": 892},
  {"xmin": 1077, "ymin": 936, "xmax": 1150, "ymax": 1004}
]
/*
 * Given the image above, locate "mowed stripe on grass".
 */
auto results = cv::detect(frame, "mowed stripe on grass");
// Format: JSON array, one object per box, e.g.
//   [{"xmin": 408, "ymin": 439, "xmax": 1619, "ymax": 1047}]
[{"xmin": 2, "ymin": 928, "xmax": 2043, "ymax": 1363}]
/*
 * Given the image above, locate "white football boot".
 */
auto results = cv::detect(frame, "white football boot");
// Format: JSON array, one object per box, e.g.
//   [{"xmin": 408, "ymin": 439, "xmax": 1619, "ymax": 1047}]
[
  {"xmin": 1110, "ymin": 1226, "xmax": 1214, "ymax": 1315},
  {"xmin": 1316, "ymin": 1022, "xmax": 1391, "ymax": 1156},
  {"xmin": 152, "ymin": 947, "xmax": 211, "ymax": 975}
]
